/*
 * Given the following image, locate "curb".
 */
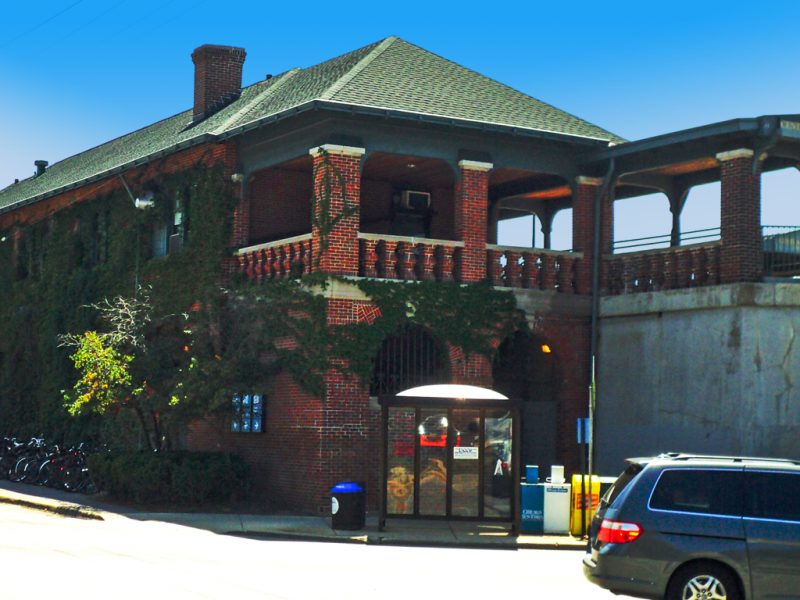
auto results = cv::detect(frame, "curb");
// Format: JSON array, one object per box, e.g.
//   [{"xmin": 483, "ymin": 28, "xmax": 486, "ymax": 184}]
[
  {"xmin": 0, "ymin": 491, "xmax": 105, "ymax": 521},
  {"xmin": 0, "ymin": 488, "xmax": 586, "ymax": 550},
  {"xmin": 225, "ymin": 530, "xmax": 587, "ymax": 551}
]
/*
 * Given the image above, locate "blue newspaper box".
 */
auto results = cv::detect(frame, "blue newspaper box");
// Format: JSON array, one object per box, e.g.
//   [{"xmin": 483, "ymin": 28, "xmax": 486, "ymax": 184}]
[{"xmin": 520, "ymin": 483, "xmax": 545, "ymax": 535}]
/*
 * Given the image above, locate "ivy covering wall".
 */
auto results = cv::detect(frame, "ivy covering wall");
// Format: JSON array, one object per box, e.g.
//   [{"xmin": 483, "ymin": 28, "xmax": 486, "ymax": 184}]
[
  {"xmin": 0, "ymin": 150, "xmax": 527, "ymax": 447},
  {"xmin": 0, "ymin": 157, "xmax": 237, "ymax": 444}
]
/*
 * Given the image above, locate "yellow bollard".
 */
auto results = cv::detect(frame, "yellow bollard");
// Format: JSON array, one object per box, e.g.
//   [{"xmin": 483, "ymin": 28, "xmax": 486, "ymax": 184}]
[{"xmin": 570, "ymin": 474, "xmax": 600, "ymax": 536}]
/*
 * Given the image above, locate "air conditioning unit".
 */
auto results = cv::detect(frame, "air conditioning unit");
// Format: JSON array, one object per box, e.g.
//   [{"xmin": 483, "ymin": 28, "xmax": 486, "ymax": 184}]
[{"xmin": 397, "ymin": 190, "xmax": 431, "ymax": 211}]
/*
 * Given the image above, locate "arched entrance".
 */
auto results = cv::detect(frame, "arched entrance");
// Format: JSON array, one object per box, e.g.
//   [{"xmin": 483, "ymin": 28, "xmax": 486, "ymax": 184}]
[
  {"xmin": 370, "ymin": 325, "xmax": 448, "ymax": 395},
  {"xmin": 493, "ymin": 331, "xmax": 558, "ymax": 477},
  {"xmin": 378, "ymin": 384, "xmax": 520, "ymax": 531}
]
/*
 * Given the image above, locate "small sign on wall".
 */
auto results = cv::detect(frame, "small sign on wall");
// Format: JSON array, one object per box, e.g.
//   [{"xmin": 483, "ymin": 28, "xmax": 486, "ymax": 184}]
[
  {"xmin": 232, "ymin": 394, "xmax": 265, "ymax": 433},
  {"xmin": 453, "ymin": 446, "xmax": 479, "ymax": 460}
]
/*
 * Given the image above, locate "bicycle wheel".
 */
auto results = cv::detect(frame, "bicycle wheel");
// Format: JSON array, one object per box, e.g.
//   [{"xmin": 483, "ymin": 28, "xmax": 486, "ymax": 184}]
[
  {"xmin": 81, "ymin": 468, "xmax": 99, "ymax": 495},
  {"xmin": 24, "ymin": 459, "xmax": 42, "ymax": 485},
  {"xmin": 9, "ymin": 458, "xmax": 27, "ymax": 483},
  {"xmin": 61, "ymin": 467, "xmax": 86, "ymax": 492}
]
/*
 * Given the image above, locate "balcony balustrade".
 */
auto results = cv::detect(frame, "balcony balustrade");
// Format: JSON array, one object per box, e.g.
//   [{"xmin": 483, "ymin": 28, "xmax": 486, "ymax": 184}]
[
  {"xmin": 358, "ymin": 233, "xmax": 465, "ymax": 282},
  {"xmin": 486, "ymin": 245, "xmax": 584, "ymax": 293},
  {"xmin": 236, "ymin": 233, "xmax": 314, "ymax": 281},
  {"xmin": 603, "ymin": 241, "xmax": 721, "ymax": 295}
]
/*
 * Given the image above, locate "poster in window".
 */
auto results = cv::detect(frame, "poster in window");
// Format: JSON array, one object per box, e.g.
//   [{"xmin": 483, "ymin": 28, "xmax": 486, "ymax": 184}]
[
  {"xmin": 252, "ymin": 395, "xmax": 262, "ymax": 414},
  {"xmin": 241, "ymin": 417, "xmax": 251, "ymax": 432},
  {"xmin": 252, "ymin": 417, "xmax": 262, "ymax": 433},
  {"xmin": 243, "ymin": 395, "xmax": 251, "ymax": 411},
  {"xmin": 231, "ymin": 397, "xmax": 242, "ymax": 431}
]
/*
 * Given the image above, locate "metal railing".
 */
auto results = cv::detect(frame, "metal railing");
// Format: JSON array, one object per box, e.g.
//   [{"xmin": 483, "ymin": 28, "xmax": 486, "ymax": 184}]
[
  {"xmin": 763, "ymin": 226, "xmax": 800, "ymax": 277},
  {"xmin": 613, "ymin": 228, "xmax": 721, "ymax": 253}
]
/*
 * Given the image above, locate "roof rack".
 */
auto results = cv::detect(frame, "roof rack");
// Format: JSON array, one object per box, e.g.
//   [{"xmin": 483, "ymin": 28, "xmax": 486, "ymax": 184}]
[{"xmin": 658, "ymin": 452, "xmax": 800, "ymax": 466}]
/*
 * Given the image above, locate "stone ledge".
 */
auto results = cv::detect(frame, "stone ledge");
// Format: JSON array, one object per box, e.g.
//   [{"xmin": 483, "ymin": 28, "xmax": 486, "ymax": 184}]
[{"xmin": 600, "ymin": 282, "xmax": 800, "ymax": 318}]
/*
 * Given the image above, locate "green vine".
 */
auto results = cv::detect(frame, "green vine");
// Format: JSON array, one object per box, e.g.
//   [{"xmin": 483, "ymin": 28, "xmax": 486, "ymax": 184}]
[
  {"xmin": 0, "ymin": 155, "xmax": 236, "ymax": 445},
  {"xmin": 310, "ymin": 148, "xmax": 358, "ymax": 269},
  {"xmin": 0, "ymin": 144, "xmax": 527, "ymax": 447}
]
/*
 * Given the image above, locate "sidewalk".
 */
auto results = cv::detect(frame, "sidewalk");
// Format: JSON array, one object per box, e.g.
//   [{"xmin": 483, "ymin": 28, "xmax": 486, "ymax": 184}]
[{"xmin": 0, "ymin": 481, "xmax": 586, "ymax": 550}]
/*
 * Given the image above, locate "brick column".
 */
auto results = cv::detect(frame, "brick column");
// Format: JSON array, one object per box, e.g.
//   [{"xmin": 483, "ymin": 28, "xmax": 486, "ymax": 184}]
[
  {"xmin": 310, "ymin": 144, "xmax": 364, "ymax": 276},
  {"xmin": 455, "ymin": 160, "xmax": 492, "ymax": 282},
  {"xmin": 572, "ymin": 176, "xmax": 613, "ymax": 294},
  {"xmin": 320, "ymin": 299, "xmax": 374, "ymax": 512},
  {"xmin": 717, "ymin": 149, "xmax": 762, "ymax": 284}
]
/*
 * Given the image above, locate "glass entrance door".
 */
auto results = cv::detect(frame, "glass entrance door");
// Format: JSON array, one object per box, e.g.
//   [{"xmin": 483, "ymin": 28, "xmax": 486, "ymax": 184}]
[{"xmin": 386, "ymin": 406, "xmax": 514, "ymax": 520}]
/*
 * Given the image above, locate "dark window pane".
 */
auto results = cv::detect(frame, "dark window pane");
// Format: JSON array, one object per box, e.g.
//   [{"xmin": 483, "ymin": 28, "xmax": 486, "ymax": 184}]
[
  {"xmin": 745, "ymin": 471, "xmax": 800, "ymax": 522},
  {"xmin": 650, "ymin": 469, "xmax": 743, "ymax": 517}
]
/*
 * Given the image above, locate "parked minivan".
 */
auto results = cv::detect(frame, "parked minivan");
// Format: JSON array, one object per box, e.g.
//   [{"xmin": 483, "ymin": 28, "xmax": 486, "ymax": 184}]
[{"xmin": 583, "ymin": 453, "xmax": 800, "ymax": 600}]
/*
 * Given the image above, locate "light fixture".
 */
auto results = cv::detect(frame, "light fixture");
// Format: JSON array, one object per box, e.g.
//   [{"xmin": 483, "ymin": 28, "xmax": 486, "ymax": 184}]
[
  {"xmin": 407, "ymin": 163, "xmax": 416, "ymax": 168},
  {"xmin": 541, "ymin": 344, "xmax": 552, "ymax": 354},
  {"xmin": 134, "ymin": 191, "xmax": 154, "ymax": 210}
]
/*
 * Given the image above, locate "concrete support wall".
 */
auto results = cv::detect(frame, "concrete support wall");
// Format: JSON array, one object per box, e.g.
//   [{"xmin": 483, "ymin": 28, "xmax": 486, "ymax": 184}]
[{"xmin": 595, "ymin": 283, "xmax": 800, "ymax": 475}]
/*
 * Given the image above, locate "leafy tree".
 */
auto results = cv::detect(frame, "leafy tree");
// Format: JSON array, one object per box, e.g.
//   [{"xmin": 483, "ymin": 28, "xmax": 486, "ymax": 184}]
[{"xmin": 60, "ymin": 292, "xmax": 189, "ymax": 450}]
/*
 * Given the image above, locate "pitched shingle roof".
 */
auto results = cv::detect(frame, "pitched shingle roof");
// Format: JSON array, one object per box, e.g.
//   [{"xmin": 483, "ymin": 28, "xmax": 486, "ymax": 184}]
[{"xmin": 0, "ymin": 36, "xmax": 624, "ymax": 213}]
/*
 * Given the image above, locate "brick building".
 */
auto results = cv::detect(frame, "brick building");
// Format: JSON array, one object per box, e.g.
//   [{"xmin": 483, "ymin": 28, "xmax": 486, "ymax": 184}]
[{"xmin": 2, "ymin": 37, "xmax": 799, "ymax": 515}]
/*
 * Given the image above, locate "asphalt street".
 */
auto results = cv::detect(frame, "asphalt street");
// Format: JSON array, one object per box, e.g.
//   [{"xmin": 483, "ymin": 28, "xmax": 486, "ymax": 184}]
[{"xmin": 0, "ymin": 503, "xmax": 633, "ymax": 600}]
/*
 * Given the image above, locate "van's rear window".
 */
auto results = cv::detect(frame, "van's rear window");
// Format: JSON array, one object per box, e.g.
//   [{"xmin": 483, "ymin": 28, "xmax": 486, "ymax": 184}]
[
  {"xmin": 604, "ymin": 463, "xmax": 643, "ymax": 507},
  {"xmin": 649, "ymin": 469, "xmax": 743, "ymax": 517}
]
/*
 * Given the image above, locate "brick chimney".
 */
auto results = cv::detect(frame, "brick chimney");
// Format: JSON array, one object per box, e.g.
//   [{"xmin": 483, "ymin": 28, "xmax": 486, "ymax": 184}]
[{"xmin": 191, "ymin": 44, "xmax": 246, "ymax": 122}]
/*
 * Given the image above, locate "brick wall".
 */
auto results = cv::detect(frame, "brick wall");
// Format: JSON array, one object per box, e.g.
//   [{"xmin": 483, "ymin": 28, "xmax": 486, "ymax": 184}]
[
  {"xmin": 248, "ymin": 168, "xmax": 313, "ymax": 243},
  {"xmin": 430, "ymin": 187, "xmax": 455, "ymax": 241},
  {"xmin": 718, "ymin": 150, "xmax": 762, "ymax": 284},
  {"xmin": 539, "ymin": 314, "xmax": 591, "ymax": 477},
  {"xmin": 311, "ymin": 146, "xmax": 363, "ymax": 276},
  {"xmin": 359, "ymin": 179, "xmax": 393, "ymax": 235},
  {"xmin": 455, "ymin": 162, "xmax": 491, "ymax": 282}
]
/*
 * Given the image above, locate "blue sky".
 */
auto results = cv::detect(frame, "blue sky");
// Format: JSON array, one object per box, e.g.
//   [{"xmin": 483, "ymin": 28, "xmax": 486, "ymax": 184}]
[{"xmin": 2, "ymin": 0, "xmax": 799, "ymax": 249}]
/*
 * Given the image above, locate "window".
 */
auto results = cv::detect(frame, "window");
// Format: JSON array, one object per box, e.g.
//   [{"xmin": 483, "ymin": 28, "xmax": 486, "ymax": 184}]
[
  {"xmin": 370, "ymin": 326, "xmax": 447, "ymax": 396},
  {"xmin": 745, "ymin": 471, "xmax": 800, "ymax": 522},
  {"xmin": 151, "ymin": 195, "xmax": 187, "ymax": 259},
  {"xmin": 603, "ymin": 463, "xmax": 644, "ymax": 508},
  {"xmin": 649, "ymin": 469, "xmax": 743, "ymax": 517}
]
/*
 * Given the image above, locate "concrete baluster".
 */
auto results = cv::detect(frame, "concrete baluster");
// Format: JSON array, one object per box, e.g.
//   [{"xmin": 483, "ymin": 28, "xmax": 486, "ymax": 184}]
[
  {"xmin": 486, "ymin": 248, "xmax": 504, "ymax": 286},
  {"xmin": 558, "ymin": 255, "xmax": 575, "ymax": 293},
  {"xmin": 417, "ymin": 243, "xmax": 435, "ymax": 281},
  {"xmin": 541, "ymin": 253, "xmax": 557, "ymax": 290},
  {"xmin": 505, "ymin": 250, "xmax": 522, "ymax": 288},
  {"xmin": 435, "ymin": 245, "xmax": 455, "ymax": 282},
  {"xmin": 521, "ymin": 251, "xmax": 537, "ymax": 289},
  {"xmin": 691, "ymin": 247, "xmax": 707, "ymax": 286},
  {"xmin": 677, "ymin": 249, "xmax": 693, "ymax": 288}
]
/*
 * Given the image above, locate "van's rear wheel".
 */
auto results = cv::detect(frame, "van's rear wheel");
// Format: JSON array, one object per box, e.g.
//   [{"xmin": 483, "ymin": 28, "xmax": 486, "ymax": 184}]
[{"xmin": 667, "ymin": 562, "xmax": 740, "ymax": 600}]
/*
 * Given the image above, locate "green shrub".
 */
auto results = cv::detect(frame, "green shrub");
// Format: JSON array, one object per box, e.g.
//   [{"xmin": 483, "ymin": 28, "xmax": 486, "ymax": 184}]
[{"xmin": 86, "ymin": 451, "xmax": 250, "ymax": 506}]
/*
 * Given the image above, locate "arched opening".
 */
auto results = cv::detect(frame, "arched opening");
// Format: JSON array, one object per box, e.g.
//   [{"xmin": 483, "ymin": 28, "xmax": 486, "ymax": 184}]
[
  {"xmin": 549, "ymin": 208, "xmax": 572, "ymax": 251},
  {"xmin": 680, "ymin": 181, "xmax": 721, "ymax": 237},
  {"xmin": 762, "ymin": 167, "xmax": 800, "ymax": 277},
  {"xmin": 613, "ymin": 192, "xmax": 673, "ymax": 253},
  {"xmin": 370, "ymin": 325, "xmax": 449, "ymax": 396},
  {"xmin": 493, "ymin": 331, "xmax": 557, "ymax": 476},
  {"xmin": 360, "ymin": 152, "xmax": 456, "ymax": 240}
]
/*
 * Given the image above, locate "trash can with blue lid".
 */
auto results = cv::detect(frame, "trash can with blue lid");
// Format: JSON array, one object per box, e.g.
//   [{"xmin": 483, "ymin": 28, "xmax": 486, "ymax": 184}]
[{"xmin": 331, "ymin": 482, "xmax": 366, "ymax": 530}]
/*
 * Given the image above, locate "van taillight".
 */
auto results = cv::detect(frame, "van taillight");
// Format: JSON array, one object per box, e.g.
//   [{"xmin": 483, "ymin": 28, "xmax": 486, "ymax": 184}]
[{"xmin": 598, "ymin": 519, "xmax": 642, "ymax": 544}]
